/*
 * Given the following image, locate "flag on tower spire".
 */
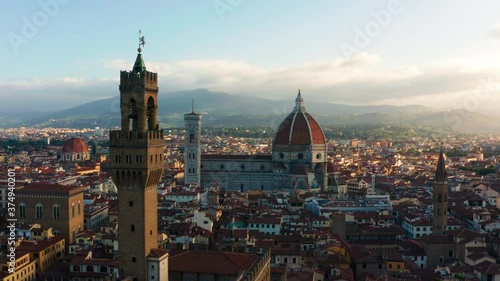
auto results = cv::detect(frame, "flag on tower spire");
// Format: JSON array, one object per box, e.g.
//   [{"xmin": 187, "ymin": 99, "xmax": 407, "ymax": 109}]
[{"xmin": 133, "ymin": 30, "xmax": 146, "ymax": 73}]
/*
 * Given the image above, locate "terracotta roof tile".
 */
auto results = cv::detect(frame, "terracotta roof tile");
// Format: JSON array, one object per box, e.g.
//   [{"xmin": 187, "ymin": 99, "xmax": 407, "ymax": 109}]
[
  {"xmin": 274, "ymin": 112, "xmax": 325, "ymax": 146},
  {"xmin": 475, "ymin": 260, "xmax": 500, "ymax": 275},
  {"xmin": 19, "ymin": 183, "xmax": 83, "ymax": 193},
  {"xmin": 169, "ymin": 250, "xmax": 258, "ymax": 275},
  {"xmin": 62, "ymin": 138, "xmax": 89, "ymax": 153},
  {"xmin": 147, "ymin": 248, "xmax": 169, "ymax": 258}
]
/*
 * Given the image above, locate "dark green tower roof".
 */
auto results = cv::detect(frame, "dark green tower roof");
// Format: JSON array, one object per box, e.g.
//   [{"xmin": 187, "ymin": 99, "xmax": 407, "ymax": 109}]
[{"xmin": 133, "ymin": 53, "xmax": 146, "ymax": 73}]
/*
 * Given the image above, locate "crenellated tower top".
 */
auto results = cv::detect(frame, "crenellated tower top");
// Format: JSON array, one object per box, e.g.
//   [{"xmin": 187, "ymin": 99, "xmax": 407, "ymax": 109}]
[{"xmin": 116, "ymin": 31, "xmax": 160, "ymax": 135}]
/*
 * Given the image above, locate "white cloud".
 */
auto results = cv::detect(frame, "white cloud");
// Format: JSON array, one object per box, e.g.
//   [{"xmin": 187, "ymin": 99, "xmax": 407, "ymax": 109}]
[
  {"xmin": 56, "ymin": 77, "xmax": 85, "ymax": 83},
  {"xmin": 0, "ymin": 77, "xmax": 116, "ymax": 112},
  {"xmin": 490, "ymin": 24, "xmax": 500, "ymax": 39},
  {"xmin": 1, "ymin": 52, "xmax": 499, "ymax": 117}
]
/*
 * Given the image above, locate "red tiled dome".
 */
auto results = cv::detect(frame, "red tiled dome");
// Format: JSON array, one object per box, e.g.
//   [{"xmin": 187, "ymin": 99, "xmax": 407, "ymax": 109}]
[
  {"xmin": 274, "ymin": 112, "xmax": 326, "ymax": 146},
  {"xmin": 62, "ymin": 138, "xmax": 89, "ymax": 153}
]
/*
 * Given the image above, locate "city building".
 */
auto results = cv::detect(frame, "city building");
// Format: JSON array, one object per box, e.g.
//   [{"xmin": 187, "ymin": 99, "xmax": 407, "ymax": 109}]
[
  {"xmin": 169, "ymin": 250, "xmax": 271, "ymax": 281},
  {"xmin": 187, "ymin": 91, "xmax": 329, "ymax": 191},
  {"xmin": 0, "ymin": 251, "xmax": 37, "ymax": 281},
  {"xmin": 16, "ymin": 183, "xmax": 84, "ymax": 245},
  {"xmin": 306, "ymin": 195, "xmax": 392, "ymax": 217},
  {"xmin": 433, "ymin": 146, "xmax": 449, "ymax": 234},
  {"xmin": 15, "ymin": 236, "xmax": 66, "ymax": 279},
  {"xmin": 83, "ymin": 202, "xmax": 109, "ymax": 231},
  {"xmin": 402, "ymin": 216, "xmax": 462, "ymax": 239},
  {"xmin": 248, "ymin": 217, "xmax": 282, "ymax": 235},
  {"xmin": 109, "ymin": 44, "xmax": 168, "ymax": 280},
  {"xmin": 184, "ymin": 102, "xmax": 202, "ymax": 186},
  {"xmin": 60, "ymin": 138, "xmax": 91, "ymax": 162}
]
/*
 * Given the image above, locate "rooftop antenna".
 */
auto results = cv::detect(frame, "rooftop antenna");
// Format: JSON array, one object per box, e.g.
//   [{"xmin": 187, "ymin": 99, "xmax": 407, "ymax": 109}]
[
  {"xmin": 192, "ymin": 98, "xmax": 195, "ymax": 114},
  {"xmin": 138, "ymin": 29, "xmax": 146, "ymax": 53}
]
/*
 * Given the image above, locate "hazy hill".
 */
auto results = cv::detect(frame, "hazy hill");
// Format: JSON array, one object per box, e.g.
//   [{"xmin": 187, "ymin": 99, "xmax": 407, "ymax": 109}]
[{"xmin": 6, "ymin": 89, "xmax": 500, "ymax": 133}]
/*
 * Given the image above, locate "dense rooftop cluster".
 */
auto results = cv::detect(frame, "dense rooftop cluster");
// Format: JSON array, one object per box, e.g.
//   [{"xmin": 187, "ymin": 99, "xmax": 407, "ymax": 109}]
[{"xmin": 0, "ymin": 128, "xmax": 500, "ymax": 280}]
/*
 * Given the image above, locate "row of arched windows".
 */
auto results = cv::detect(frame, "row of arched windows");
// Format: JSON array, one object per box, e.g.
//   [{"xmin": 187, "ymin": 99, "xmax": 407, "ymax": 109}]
[
  {"xmin": 19, "ymin": 204, "xmax": 57, "ymax": 219},
  {"xmin": 18, "ymin": 201, "xmax": 81, "ymax": 219},
  {"xmin": 63, "ymin": 152, "xmax": 88, "ymax": 161},
  {"xmin": 73, "ymin": 265, "xmax": 108, "ymax": 273},
  {"xmin": 150, "ymin": 153, "xmax": 162, "ymax": 164},
  {"xmin": 116, "ymin": 153, "xmax": 164, "ymax": 164}
]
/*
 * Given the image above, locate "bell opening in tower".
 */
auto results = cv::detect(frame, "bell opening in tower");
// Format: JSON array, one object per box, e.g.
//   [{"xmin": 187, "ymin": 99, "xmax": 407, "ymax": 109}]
[
  {"xmin": 128, "ymin": 98, "xmax": 138, "ymax": 132},
  {"xmin": 146, "ymin": 96, "xmax": 157, "ymax": 130}
]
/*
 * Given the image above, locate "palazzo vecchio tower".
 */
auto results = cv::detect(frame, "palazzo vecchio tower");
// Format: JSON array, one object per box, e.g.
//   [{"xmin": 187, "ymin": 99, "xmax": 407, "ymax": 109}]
[{"xmin": 110, "ymin": 35, "xmax": 168, "ymax": 280}]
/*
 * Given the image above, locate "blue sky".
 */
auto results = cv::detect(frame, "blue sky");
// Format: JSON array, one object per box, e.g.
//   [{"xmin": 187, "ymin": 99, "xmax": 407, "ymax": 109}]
[{"xmin": 1, "ymin": 0, "xmax": 500, "ymax": 115}]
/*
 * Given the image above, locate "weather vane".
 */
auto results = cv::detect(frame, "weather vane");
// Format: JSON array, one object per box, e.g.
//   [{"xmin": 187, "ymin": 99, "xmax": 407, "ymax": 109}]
[{"xmin": 138, "ymin": 29, "xmax": 146, "ymax": 53}]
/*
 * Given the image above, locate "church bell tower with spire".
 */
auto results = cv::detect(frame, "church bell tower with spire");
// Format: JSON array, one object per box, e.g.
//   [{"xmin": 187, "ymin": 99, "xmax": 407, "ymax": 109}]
[
  {"xmin": 109, "ymin": 32, "xmax": 166, "ymax": 280},
  {"xmin": 184, "ymin": 99, "xmax": 202, "ymax": 186},
  {"xmin": 432, "ymin": 144, "xmax": 448, "ymax": 234}
]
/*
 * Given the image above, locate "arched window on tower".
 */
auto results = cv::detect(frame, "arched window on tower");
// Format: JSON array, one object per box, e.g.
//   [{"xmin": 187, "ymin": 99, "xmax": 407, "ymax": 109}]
[
  {"xmin": 19, "ymin": 204, "xmax": 26, "ymax": 219},
  {"xmin": 190, "ymin": 133, "xmax": 195, "ymax": 143},
  {"xmin": 36, "ymin": 204, "xmax": 43, "ymax": 219},
  {"xmin": 438, "ymin": 194, "xmax": 443, "ymax": 203},
  {"xmin": 147, "ymin": 96, "xmax": 156, "ymax": 130},
  {"xmin": 129, "ymin": 98, "xmax": 138, "ymax": 131},
  {"xmin": 53, "ymin": 205, "xmax": 60, "ymax": 219}
]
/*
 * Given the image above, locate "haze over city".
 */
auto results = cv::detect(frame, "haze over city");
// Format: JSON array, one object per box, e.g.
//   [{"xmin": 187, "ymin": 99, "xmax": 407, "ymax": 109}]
[{"xmin": 1, "ymin": 1, "xmax": 500, "ymax": 117}]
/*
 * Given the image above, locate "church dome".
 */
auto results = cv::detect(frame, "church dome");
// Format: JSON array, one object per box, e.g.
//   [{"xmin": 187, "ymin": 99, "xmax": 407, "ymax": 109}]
[
  {"xmin": 273, "ymin": 91, "xmax": 326, "ymax": 146},
  {"xmin": 62, "ymin": 138, "xmax": 89, "ymax": 153}
]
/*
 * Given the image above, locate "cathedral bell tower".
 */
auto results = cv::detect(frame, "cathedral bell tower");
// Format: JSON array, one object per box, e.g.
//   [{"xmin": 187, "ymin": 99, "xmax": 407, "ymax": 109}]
[
  {"xmin": 432, "ymin": 144, "xmax": 448, "ymax": 234},
  {"xmin": 184, "ymin": 100, "xmax": 202, "ymax": 186},
  {"xmin": 109, "ymin": 33, "xmax": 165, "ymax": 280}
]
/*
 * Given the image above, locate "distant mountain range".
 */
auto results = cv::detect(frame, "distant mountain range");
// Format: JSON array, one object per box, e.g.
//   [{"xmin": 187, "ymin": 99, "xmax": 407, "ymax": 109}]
[{"xmin": 2, "ymin": 89, "xmax": 499, "ymax": 133}]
